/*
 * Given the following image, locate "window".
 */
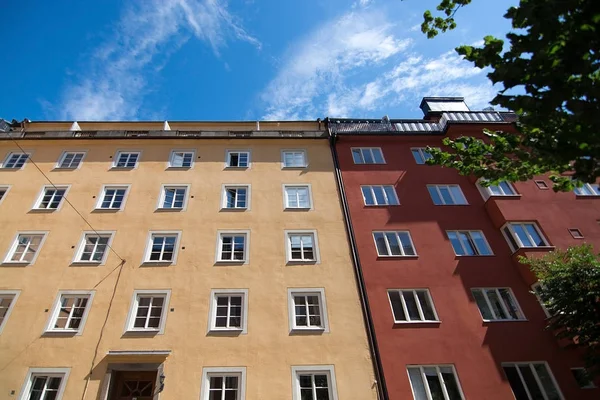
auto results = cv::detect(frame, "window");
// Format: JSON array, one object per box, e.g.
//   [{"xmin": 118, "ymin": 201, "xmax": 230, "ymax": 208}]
[
  {"xmin": 282, "ymin": 150, "xmax": 307, "ymax": 168},
  {"xmin": 531, "ymin": 283, "xmax": 552, "ymax": 318},
  {"xmin": 56, "ymin": 152, "xmax": 85, "ymax": 169},
  {"xmin": 447, "ymin": 231, "xmax": 492, "ymax": 256},
  {"xmin": 0, "ymin": 185, "xmax": 10, "ymax": 204},
  {"xmin": 503, "ymin": 362, "xmax": 563, "ymax": 400},
  {"xmin": 388, "ymin": 289, "xmax": 438, "ymax": 323},
  {"xmin": 351, "ymin": 147, "xmax": 385, "ymax": 164},
  {"xmin": 288, "ymin": 288, "xmax": 329, "ymax": 332},
  {"xmin": 33, "ymin": 186, "xmax": 68, "ymax": 210},
  {"xmin": 73, "ymin": 232, "xmax": 113, "ymax": 264},
  {"xmin": 569, "ymin": 228, "xmax": 584, "ymax": 239},
  {"xmin": 427, "ymin": 185, "xmax": 467, "ymax": 205},
  {"xmin": 292, "ymin": 366, "xmax": 338, "ymax": 400},
  {"xmin": 125, "ymin": 290, "xmax": 170, "ymax": 333},
  {"xmin": 535, "ymin": 180, "xmax": 549, "ymax": 189},
  {"xmin": 226, "ymin": 151, "xmax": 250, "ymax": 168},
  {"xmin": 96, "ymin": 185, "xmax": 129, "ymax": 210},
  {"xmin": 479, "ymin": 180, "xmax": 517, "ymax": 196},
  {"xmin": 222, "ymin": 185, "xmax": 249, "ymax": 210},
  {"xmin": 407, "ymin": 365, "xmax": 464, "ymax": 400},
  {"xmin": 411, "ymin": 148, "xmax": 433, "ymax": 164},
  {"xmin": 571, "ymin": 368, "xmax": 596, "ymax": 389},
  {"xmin": 574, "ymin": 182, "xmax": 600, "ymax": 196},
  {"xmin": 113, "ymin": 151, "xmax": 140, "ymax": 168},
  {"xmin": 361, "ymin": 185, "xmax": 399, "ymax": 206},
  {"xmin": 45, "ymin": 291, "xmax": 94, "ymax": 334},
  {"xmin": 373, "ymin": 231, "xmax": 417, "ymax": 256},
  {"xmin": 208, "ymin": 289, "xmax": 248, "ymax": 334},
  {"xmin": 143, "ymin": 232, "xmax": 180, "ymax": 264},
  {"xmin": 158, "ymin": 185, "xmax": 188, "ymax": 210},
  {"xmin": 216, "ymin": 232, "xmax": 249, "ymax": 263},
  {"xmin": 471, "ymin": 288, "xmax": 525, "ymax": 321},
  {"xmin": 17, "ymin": 368, "xmax": 70, "ymax": 400},
  {"xmin": 168, "ymin": 150, "xmax": 195, "ymax": 168},
  {"xmin": 201, "ymin": 367, "xmax": 246, "ymax": 400},
  {"xmin": 284, "ymin": 185, "xmax": 312, "ymax": 209},
  {"xmin": 286, "ymin": 231, "xmax": 319, "ymax": 263},
  {"xmin": 0, "ymin": 290, "xmax": 19, "ymax": 334},
  {"xmin": 2, "ymin": 152, "xmax": 29, "ymax": 169},
  {"xmin": 502, "ymin": 222, "xmax": 549, "ymax": 251},
  {"xmin": 4, "ymin": 232, "xmax": 47, "ymax": 264}
]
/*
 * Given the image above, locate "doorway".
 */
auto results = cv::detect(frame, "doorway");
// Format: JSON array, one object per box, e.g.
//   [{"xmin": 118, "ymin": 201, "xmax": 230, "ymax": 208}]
[{"xmin": 110, "ymin": 371, "xmax": 157, "ymax": 400}]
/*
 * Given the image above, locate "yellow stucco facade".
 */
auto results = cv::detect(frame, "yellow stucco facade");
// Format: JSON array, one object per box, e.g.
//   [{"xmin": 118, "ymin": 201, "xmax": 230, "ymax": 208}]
[{"xmin": 0, "ymin": 122, "xmax": 377, "ymax": 400}]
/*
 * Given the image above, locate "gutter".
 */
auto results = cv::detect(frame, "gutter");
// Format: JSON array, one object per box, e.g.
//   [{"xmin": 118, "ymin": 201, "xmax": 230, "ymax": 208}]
[{"xmin": 326, "ymin": 120, "xmax": 389, "ymax": 400}]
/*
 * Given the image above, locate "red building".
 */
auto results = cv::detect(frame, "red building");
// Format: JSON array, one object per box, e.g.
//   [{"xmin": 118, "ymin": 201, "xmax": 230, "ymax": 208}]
[{"xmin": 329, "ymin": 98, "xmax": 600, "ymax": 400}]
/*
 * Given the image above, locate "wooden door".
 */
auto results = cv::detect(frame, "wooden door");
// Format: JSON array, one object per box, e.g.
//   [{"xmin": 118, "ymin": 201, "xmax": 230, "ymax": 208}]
[{"xmin": 112, "ymin": 371, "xmax": 157, "ymax": 400}]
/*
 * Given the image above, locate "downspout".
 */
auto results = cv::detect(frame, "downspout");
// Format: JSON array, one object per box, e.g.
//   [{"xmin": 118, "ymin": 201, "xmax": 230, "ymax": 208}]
[{"xmin": 326, "ymin": 120, "xmax": 389, "ymax": 400}]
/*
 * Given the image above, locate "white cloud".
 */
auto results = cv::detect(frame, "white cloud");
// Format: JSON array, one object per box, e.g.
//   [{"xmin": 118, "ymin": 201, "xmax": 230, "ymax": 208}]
[
  {"xmin": 58, "ymin": 0, "xmax": 259, "ymax": 120},
  {"xmin": 260, "ymin": 10, "xmax": 411, "ymax": 120}
]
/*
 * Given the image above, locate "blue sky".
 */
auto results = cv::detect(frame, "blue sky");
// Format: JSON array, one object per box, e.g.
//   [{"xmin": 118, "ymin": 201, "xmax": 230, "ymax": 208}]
[{"xmin": 0, "ymin": 0, "xmax": 517, "ymax": 121}]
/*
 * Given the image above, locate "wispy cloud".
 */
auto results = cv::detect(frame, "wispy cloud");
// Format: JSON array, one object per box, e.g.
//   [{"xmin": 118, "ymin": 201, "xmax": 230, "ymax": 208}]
[
  {"xmin": 58, "ymin": 0, "xmax": 259, "ymax": 120},
  {"xmin": 260, "ymin": 7, "xmax": 495, "ymax": 119},
  {"xmin": 260, "ymin": 10, "xmax": 411, "ymax": 120}
]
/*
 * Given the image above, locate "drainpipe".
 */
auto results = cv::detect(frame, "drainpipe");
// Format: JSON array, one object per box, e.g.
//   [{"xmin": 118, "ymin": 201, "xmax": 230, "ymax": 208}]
[{"xmin": 326, "ymin": 120, "xmax": 389, "ymax": 400}]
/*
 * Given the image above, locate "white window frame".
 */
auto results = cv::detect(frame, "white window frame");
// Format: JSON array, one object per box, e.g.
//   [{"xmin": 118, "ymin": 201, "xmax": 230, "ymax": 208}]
[
  {"xmin": 208, "ymin": 289, "xmax": 249, "ymax": 334},
  {"xmin": 502, "ymin": 222, "xmax": 550, "ymax": 252},
  {"xmin": 387, "ymin": 289, "xmax": 439, "ymax": 323},
  {"xmin": 502, "ymin": 362, "xmax": 565, "ymax": 400},
  {"xmin": 215, "ymin": 230, "xmax": 250, "ymax": 264},
  {"xmin": 531, "ymin": 282, "xmax": 552, "ymax": 318},
  {"xmin": 0, "ymin": 290, "xmax": 20, "ymax": 334},
  {"xmin": 287, "ymin": 288, "xmax": 329, "ymax": 333},
  {"xmin": 285, "ymin": 230, "xmax": 320, "ymax": 264},
  {"xmin": 111, "ymin": 150, "xmax": 141, "ymax": 169},
  {"xmin": 32, "ymin": 185, "xmax": 71, "ymax": 211},
  {"xmin": 124, "ymin": 289, "xmax": 171, "ymax": 334},
  {"xmin": 407, "ymin": 364, "xmax": 465, "ymax": 400},
  {"xmin": 574, "ymin": 182, "xmax": 600, "ymax": 196},
  {"xmin": 446, "ymin": 230, "xmax": 493, "ymax": 256},
  {"xmin": 471, "ymin": 287, "xmax": 526, "ymax": 322},
  {"xmin": 3, "ymin": 231, "xmax": 48, "ymax": 265},
  {"xmin": 156, "ymin": 184, "xmax": 190, "ymax": 211},
  {"xmin": 221, "ymin": 184, "xmax": 251, "ymax": 211},
  {"xmin": 535, "ymin": 180, "xmax": 549, "ymax": 190},
  {"xmin": 168, "ymin": 149, "xmax": 196, "ymax": 169},
  {"xmin": 225, "ymin": 150, "xmax": 251, "ymax": 168},
  {"xmin": 571, "ymin": 368, "xmax": 596, "ymax": 389},
  {"xmin": 72, "ymin": 231, "xmax": 115, "ymax": 265},
  {"xmin": 95, "ymin": 184, "xmax": 131, "ymax": 211},
  {"xmin": 17, "ymin": 368, "xmax": 71, "ymax": 400},
  {"xmin": 200, "ymin": 367, "xmax": 247, "ymax": 400},
  {"xmin": 44, "ymin": 290, "xmax": 95, "ymax": 335},
  {"xmin": 1, "ymin": 151, "xmax": 31, "ymax": 170},
  {"xmin": 283, "ymin": 184, "xmax": 313, "ymax": 210},
  {"xmin": 0, "ymin": 185, "xmax": 11, "ymax": 206},
  {"xmin": 476, "ymin": 179, "xmax": 518, "ymax": 200},
  {"xmin": 427, "ymin": 184, "xmax": 468, "ymax": 205},
  {"xmin": 351, "ymin": 147, "xmax": 386, "ymax": 164},
  {"xmin": 291, "ymin": 365, "xmax": 339, "ymax": 400},
  {"xmin": 411, "ymin": 147, "xmax": 434, "ymax": 164},
  {"xmin": 373, "ymin": 231, "xmax": 417, "ymax": 257},
  {"xmin": 142, "ymin": 231, "xmax": 181, "ymax": 265},
  {"xmin": 56, "ymin": 151, "xmax": 86, "ymax": 170},
  {"xmin": 281, "ymin": 149, "xmax": 308, "ymax": 169},
  {"xmin": 361, "ymin": 185, "xmax": 400, "ymax": 206}
]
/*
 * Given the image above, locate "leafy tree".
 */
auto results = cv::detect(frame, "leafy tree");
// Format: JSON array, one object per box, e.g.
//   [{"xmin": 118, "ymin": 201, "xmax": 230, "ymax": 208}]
[
  {"xmin": 419, "ymin": 0, "xmax": 600, "ymax": 191},
  {"xmin": 522, "ymin": 245, "xmax": 600, "ymax": 376}
]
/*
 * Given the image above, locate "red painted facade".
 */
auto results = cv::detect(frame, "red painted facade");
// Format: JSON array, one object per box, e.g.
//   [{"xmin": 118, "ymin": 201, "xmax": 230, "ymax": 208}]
[{"xmin": 334, "ymin": 118, "xmax": 600, "ymax": 399}]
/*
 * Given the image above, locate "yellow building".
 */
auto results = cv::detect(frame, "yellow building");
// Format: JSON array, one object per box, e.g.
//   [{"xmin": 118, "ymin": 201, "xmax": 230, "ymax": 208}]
[{"xmin": 0, "ymin": 121, "xmax": 378, "ymax": 400}]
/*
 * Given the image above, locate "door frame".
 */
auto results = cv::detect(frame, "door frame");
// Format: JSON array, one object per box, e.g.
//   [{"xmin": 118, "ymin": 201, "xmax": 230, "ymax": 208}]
[{"xmin": 99, "ymin": 363, "xmax": 164, "ymax": 400}]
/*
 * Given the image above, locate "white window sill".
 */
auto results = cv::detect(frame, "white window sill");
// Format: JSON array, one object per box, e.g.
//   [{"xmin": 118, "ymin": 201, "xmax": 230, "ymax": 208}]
[
  {"xmin": 364, "ymin": 204, "xmax": 401, "ymax": 207},
  {"xmin": 454, "ymin": 254, "xmax": 495, "ymax": 257},
  {"xmin": 71, "ymin": 261, "xmax": 102, "ymax": 266},
  {"xmin": 291, "ymin": 327, "xmax": 326, "ymax": 333},
  {"xmin": 575, "ymin": 194, "xmax": 600, "ymax": 199},
  {"xmin": 209, "ymin": 327, "xmax": 244, "ymax": 334},
  {"xmin": 220, "ymin": 207, "xmax": 248, "ymax": 212},
  {"xmin": 284, "ymin": 207, "xmax": 311, "ymax": 211},
  {"xmin": 155, "ymin": 207, "xmax": 183, "ymax": 212},
  {"xmin": 376, "ymin": 255, "xmax": 419, "ymax": 259},
  {"xmin": 2, "ymin": 261, "xmax": 31, "ymax": 266},
  {"xmin": 215, "ymin": 260, "xmax": 246, "ymax": 265},
  {"xmin": 224, "ymin": 166, "xmax": 249, "ymax": 169},
  {"xmin": 141, "ymin": 261, "xmax": 173, "ymax": 266},
  {"xmin": 287, "ymin": 259, "xmax": 318, "ymax": 265},
  {"xmin": 125, "ymin": 328, "xmax": 161, "ymax": 334},
  {"xmin": 110, "ymin": 166, "xmax": 136, "ymax": 171},
  {"xmin": 512, "ymin": 246, "xmax": 555, "ymax": 254},
  {"xmin": 53, "ymin": 167, "xmax": 78, "ymax": 171},
  {"xmin": 30, "ymin": 208, "xmax": 58, "ymax": 213},
  {"xmin": 44, "ymin": 329, "xmax": 80, "ymax": 335},
  {"xmin": 482, "ymin": 319, "xmax": 528, "ymax": 323},
  {"xmin": 93, "ymin": 208, "xmax": 121, "ymax": 212},
  {"xmin": 433, "ymin": 204, "xmax": 470, "ymax": 206},
  {"xmin": 488, "ymin": 194, "xmax": 521, "ymax": 199},
  {"xmin": 393, "ymin": 320, "xmax": 441, "ymax": 325},
  {"xmin": 282, "ymin": 166, "xmax": 307, "ymax": 169},
  {"xmin": 166, "ymin": 166, "xmax": 192, "ymax": 170}
]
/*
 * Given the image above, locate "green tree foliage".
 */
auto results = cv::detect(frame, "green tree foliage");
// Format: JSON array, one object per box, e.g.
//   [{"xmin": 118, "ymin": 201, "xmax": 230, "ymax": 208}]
[
  {"xmin": 522, "ymin": 245, "xmax": 600, "ymax": 375},
  {"xmin": 421, "ymin": 0, "xmax": 600, "ymax": 191}
]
